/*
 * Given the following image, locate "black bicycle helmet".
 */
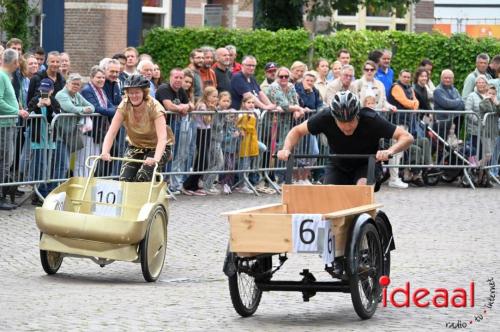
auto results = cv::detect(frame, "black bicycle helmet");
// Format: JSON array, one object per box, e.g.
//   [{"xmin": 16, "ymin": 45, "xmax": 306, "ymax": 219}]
[
  {"xmin": 330, "ymin": 91, "xmax": 360, "ymax": 122},
  {"xmin": 123, "ymin": 74, "xmax": 150, "ymax": 89}
]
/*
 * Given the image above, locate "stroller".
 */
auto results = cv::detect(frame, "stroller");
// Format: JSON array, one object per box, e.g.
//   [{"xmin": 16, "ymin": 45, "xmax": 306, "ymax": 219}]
[{"xmin": 420, "ymin": 119, "xmax": 480, "ymax": 188}]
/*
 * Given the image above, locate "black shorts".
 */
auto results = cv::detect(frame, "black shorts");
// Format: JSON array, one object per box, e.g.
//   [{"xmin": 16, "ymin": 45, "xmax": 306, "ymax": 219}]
[{"xmin": 324, "ymin": 163, "xmax": 383, "ymax": 191}]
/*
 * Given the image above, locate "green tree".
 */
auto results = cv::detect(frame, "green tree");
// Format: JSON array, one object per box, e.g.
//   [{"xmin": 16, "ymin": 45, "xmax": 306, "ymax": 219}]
[
  {"xmin": 256, "ymin": 0, "xmax": 419, "ymax": 31},
  {"xmin": 256, "ymin": 0, "xmax": 304, "ymax": 31},
  {"xmin": 0, "ymin": 0, "xmax": 33, "ymax": 48}
]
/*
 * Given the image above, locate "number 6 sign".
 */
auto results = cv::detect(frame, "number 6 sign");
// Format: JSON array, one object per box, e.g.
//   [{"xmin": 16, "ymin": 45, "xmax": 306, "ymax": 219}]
[{"xmin": 292, "ymin": 214, "xmax": 323, "ymax": 253}]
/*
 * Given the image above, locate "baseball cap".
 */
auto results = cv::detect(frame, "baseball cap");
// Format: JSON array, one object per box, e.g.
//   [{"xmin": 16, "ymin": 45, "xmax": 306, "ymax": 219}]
[
  {"xmin": 265, "ymin": 62, "xmax": 278, "ymax": 72},
  {"xmin": 39, "ymin": 78, "xmax": 54, "ymax": 92}
]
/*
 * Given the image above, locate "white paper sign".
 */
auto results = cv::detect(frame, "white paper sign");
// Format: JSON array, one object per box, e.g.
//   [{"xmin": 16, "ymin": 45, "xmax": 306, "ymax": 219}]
[
  {"xmin": 45, "ymin": 192, "xmax": 66, "ymax": 211},
  {"xmin": 292, "ymin": 214, "xmax": 323, "ymax": 253},
  {"xmin": 322, "ymin": 220, "xmax": 335, "ymax": 265},
  {"xmin": 92, "ymin": 180, "xmax": 122, "ymax": 217}
]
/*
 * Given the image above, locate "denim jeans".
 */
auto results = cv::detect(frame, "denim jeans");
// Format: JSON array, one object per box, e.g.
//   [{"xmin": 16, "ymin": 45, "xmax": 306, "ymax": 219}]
[
  {"xmin": 0, "ymin": 127, "xmax": 15, "ymax": 184},
  {"xmin": 490, "ymin": 136, "xmax": 500, "ymax": 176},
  {"xmin": 170, "ymin": 117, "xmax": 193, "ymax": 190}
]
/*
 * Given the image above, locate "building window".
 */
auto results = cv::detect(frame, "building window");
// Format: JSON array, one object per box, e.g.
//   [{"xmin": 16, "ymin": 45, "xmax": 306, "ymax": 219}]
[
  {"xmin": 143, "ymin": 0, "xmax": 162, "ymax": 7},
  {"xmin": 366, "ymin": 25, "xmax": 389, "ymax": 31},
  {"xmin": 396, "ymin": 23, "xmax": 407, "ymax": 31},
  {"xmin": 366, "ymin": 5, "xmax": 391, "ymax": 17},
  {"xmin": 337, "ymin": 24, "xmax": 356, "ymax": 31},
  {"xmin": 142, "ymin": 0, "xmax": 170, "ymax": 43}
]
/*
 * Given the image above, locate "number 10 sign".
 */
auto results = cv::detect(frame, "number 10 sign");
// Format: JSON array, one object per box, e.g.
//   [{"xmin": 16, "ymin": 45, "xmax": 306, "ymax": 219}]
[
  {"xmin": 292, "ymin": 214, "xmax": 334, "ymax": 265},
  {"xmin": 92, "ymin": 180, "xmax": 123, "ymax": 217}
]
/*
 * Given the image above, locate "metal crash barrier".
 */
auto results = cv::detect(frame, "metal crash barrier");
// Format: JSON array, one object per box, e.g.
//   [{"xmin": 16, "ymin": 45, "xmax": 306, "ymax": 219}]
[{"xmin": 1, "ymin": 109, "xmax": 498, "ymax": 194}]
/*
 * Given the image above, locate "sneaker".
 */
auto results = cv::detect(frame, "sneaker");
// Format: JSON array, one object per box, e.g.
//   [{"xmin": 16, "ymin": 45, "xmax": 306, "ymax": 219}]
[
  {"xmin": 223, "ymin": 184, "xmax": 232, "ymax": 195},
  {"xmin": 235, "ymin": 185, "xmax": 253, "ymax": 194},
  {"xmin": 206, "ymin": 187, "xmax": 221, "ymax": 195},
  {"xmin": 302, "ymin": 179, "xmax": 312, "ymax": 185},
  {"xmin": 168, "ymin": 187, "xmax": 181, "ymax": 195},
  {"xmin": 180, "ymin": 188, "xmax": 195, "ymax": 196},
  {"xmin": 18, "ymin": 184, "xmax": 33, "ymax": 192},
  {"xmin": 388, "ymin": 178, "xmax": 408, "ymax": 189},
  {"xmin": 193, "ymin": 189, "xmax": 207, "ymax": 196}
]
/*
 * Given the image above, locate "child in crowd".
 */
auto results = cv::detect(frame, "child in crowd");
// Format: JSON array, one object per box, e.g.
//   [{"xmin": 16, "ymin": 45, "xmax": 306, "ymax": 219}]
[
  {"xmin": 181, "ymin": 86, "xmax": 217, "ymax": 196},
  {"xmin": 363, "ymin": 95, "xmax": 377, "ymax": 109},
  {"xmin": 203, "ymin": 91, "xmax": 231, "ymax": 194},
  {"xmin": 235, "ymin": 95, "xmax": 263, "ymax": 194},
  {"xmin": 220, "ymin": 96, "xmax": 241, "ymax": 195}
]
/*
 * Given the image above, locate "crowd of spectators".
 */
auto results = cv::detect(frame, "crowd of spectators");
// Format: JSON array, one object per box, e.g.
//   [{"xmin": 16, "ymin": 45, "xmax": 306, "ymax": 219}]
[{"xmin": 0, "ymin": 37, "xmax": 499, "ymax": 208}]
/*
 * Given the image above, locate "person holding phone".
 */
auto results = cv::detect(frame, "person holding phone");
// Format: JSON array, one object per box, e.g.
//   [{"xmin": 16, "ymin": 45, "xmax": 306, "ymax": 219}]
[{"xmin": 27, "ymin": 78, "xmax": 61, "ymax": 204}]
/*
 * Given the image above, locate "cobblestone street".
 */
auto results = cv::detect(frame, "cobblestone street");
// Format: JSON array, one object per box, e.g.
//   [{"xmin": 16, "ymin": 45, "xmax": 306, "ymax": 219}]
[{"xmin": 0, "ymin": 185, "xmax": 498, "ymax": 331}]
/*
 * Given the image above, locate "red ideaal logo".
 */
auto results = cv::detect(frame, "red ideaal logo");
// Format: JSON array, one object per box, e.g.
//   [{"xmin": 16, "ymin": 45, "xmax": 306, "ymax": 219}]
[{"xmin": 379, "ymin": 276, "xmax": 475, "ymax": 308}]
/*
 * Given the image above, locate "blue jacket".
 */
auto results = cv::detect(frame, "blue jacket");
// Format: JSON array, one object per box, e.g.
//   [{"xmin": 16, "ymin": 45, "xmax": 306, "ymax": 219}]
[
  {"xmin": 103, "ymin": 79, "xmax": 122, "ymax": 106},
  {"xmin": 81, "ymin": 83, "xmax": 116, "ymax": 144},
  {"xmin": 375, "ymin": 67, "xmax": 394, "ymax": 99},
  {"xmin": 295, "ymin": 83, "xmax": 323, "ymax": 110},
  {"xmin": 81, "ymin": 83, "xmax": 116, "ymax": 118},
  {"xmin": 433, "ymin": 83, "xmax": 464, "ymax": 121}
]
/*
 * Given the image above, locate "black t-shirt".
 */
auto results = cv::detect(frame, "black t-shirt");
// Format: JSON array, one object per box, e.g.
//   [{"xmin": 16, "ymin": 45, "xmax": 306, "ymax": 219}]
[
  {"xmin": 307, "ymin": 107, "xmax": 396, "ymax": 169},
  {"xmin": 156, "ymin": 83, "xmax": 189, "ymax": 124},
  {"xmin": 214, "ymin": 66, "xmax": 232, "ymax": 94}
]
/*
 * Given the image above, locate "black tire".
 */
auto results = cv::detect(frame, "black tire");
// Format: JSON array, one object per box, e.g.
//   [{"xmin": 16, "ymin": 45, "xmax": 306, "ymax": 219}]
[
  {"xmin": 40, "ymin": 243, "xmax": 63, "ymax": 275},
  {"xmin": 140, "ymin": 205, "xmax": 168, "ymax": 282},
  {"xmin": 422, "ymin": 170, "xmax": 439, "ymax": 186},
  {"xmin": 348, "ymin": 223, "xmax": 383, "ymax": 320},
  {"xmin": 374, "ymin": 215, "xmax": 391, "ymax": 278},
  {"xmin": 228, "ymin": 256, "xmax": 270, "ymax": 317},
  {"xmin": 441, "ymin": 170, "xmax": 461, "ymax": 183}
]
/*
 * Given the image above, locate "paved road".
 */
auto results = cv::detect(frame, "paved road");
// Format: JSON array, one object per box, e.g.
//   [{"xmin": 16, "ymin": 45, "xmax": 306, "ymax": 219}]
[{"xmin": 0, "ymin": 185, "xmax": 498, "ymax": 331}]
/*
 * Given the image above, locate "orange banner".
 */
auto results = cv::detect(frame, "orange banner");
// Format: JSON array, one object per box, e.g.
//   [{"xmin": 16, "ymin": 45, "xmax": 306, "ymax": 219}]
[
  {"xmin": 466, "ymin": 25, "xmax": 500, "ymax": 38},
  {"xmin": 433, "ymin": 24, "xmax": 452, "ymax": 36}
]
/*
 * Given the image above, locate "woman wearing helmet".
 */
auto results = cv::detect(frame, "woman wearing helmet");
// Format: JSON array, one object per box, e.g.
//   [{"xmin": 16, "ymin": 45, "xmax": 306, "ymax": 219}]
[
  {"xmin": 101, "ymin": 74, "xmax": 173, "ymax": 181},
  {"xmin": 277, "ymin": 91, "xmax": 413, "ymax": 189}
]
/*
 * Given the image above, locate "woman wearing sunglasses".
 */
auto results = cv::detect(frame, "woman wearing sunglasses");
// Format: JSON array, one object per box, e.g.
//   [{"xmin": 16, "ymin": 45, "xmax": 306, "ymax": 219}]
[{"xmin": 350, "ymin": 60, "xmax": 396, "ymax": 112}]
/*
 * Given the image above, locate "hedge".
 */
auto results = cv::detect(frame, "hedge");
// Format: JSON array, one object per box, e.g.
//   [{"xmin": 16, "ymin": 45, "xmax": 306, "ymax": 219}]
[{"xmin": 139, "ymin": 27, "xmax": 500, "ymax": 91}]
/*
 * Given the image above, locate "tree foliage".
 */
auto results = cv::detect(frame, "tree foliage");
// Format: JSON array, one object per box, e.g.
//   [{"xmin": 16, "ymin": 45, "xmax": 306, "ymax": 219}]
[
  {"xmin": 303, "ymin": 0, "xmax": 419, "ymax": 20},
  {"xmin": 257, "ymin": 0, "xmax": 419, "ymax": 30},
  {"xmin": 140, "ymin": 28, "xmax": 500, "ymax": 91},
  {"xmin": 256, "ymin": 0, "xmax": 304, "ymax": 31},
  {"xmin": 0, "ymin": 0, "xmax": 32, "ymax": 46}
]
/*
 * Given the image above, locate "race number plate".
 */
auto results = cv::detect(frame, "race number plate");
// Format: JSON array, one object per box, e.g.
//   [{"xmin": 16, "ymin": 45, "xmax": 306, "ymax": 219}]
[
  {"xmin": 292, "ymin": 215, "xmax": 335, "ymax": 265},
  {"xmin": 292, "ymin": 214, "xmax": 323, "ymax": 253},
  {"xmin": 92, "ymin": 180, "xmax": 123, "ymax": 217}
]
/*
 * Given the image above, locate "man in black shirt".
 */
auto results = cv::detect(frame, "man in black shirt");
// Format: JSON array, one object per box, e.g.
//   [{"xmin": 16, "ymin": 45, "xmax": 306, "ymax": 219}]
[
  {"xmin": 155, "ymin": 68, "xmax": 193, "ymax": 193},
  {"xmin": 214, "ymin": 47, "xmax": 232, "ymax": 94},
  {"xmin": 278, "ymin": 91, "xmax": 413, "ymax": 188}
]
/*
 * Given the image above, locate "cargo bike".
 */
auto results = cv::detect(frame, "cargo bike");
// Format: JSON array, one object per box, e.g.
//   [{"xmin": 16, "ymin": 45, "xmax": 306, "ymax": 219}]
[
  {"xmin": 222, "ymin": 154, "xmax": 395, "ymax": 319},
  {"xmin": 35, "ymin": 156, "xmax": 169, "ymax": 282}
]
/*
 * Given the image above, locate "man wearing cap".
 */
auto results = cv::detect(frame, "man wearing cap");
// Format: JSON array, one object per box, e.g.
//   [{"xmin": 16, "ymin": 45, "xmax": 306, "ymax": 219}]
[
  {"xmin": 260, "ymin": 62, "xmax": 278, "ymax": 94},
  {"xmin": 213, "ymin": 47, "xmax": 232, "ymax": 94},
  {"xmin": 27, "ymin": 78, "xmax": 61, "ymax": 205}
]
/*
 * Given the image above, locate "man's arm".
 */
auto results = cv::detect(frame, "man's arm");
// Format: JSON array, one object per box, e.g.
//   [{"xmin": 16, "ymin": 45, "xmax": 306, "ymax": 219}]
[
  {"xmin": 277, "ymin": 121, "xmax": 310, "ymax": 160},
  {"xmin": 376, "ymin": 126, "xmax": 414, "ymax": 161}
]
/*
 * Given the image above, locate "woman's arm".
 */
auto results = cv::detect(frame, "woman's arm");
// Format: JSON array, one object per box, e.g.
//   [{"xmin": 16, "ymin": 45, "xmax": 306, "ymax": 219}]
[
  {"xmin": 100, "ymin": 110, "xmax": 124, "ymax": 160},
  {"xmin": 148, "ymin": 115, "xmax": 167, "ymax": 166}
]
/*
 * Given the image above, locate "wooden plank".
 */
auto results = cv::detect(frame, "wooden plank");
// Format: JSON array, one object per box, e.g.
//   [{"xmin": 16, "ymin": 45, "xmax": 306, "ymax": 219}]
[
  {"xmin": 229, "ymin": 213, "xmax": 292, "ymax": 253},
  {"xmin": 222, "ymin": 203, "xmax": 287, "ymax": 216},
  {"xmin": 322, "ymin": 203, "xmax": 383, "ymax": 219},
  {"xmin": 282, "ymin": 185, "xmax": 374, "ymax": 214}
]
